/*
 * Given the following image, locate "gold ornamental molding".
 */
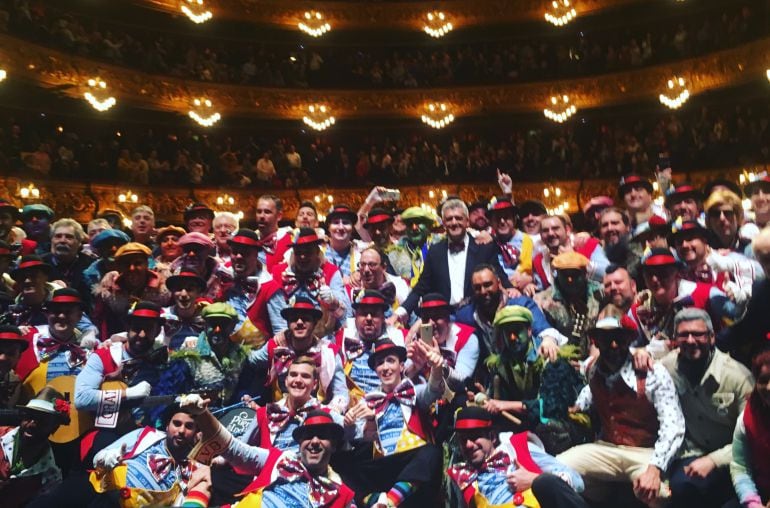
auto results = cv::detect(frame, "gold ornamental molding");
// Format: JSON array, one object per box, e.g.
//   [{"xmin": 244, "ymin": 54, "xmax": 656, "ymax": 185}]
[
  {"xmin": 136, "ymin": 0, "xmax": 642, "ymax": 31},
  {"xmin": 0, "ymin": 168, "xmax": 753, "ymax": 225},
  {"xmin": 1, "ymin": 33, "xmax": 769, "ymax": 121}
]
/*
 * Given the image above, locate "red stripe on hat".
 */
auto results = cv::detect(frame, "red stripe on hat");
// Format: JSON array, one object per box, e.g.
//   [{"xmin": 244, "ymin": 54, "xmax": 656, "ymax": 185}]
[
  {"xmin": 291, "ymin": 302, "xmax": 318, "ymax": 311},
  {"xmin": 455, "ymin": 418, "xmax": 492, "ymax": 430},
  {"xmin": 674, "ymin": 185, "xmax": 695, "ymax": 193},
  {"xmin": 490, "ymin": 201, "xmax": 515, "ymax": 211},
  {"xmin": 644, "ymin": 254, "xmax": 676, "ymax": 266},
  {"xmin": 294, "ymin": 234, "xmax": 320, "ymax": 245},
  {"xmin": 357, "ymin": 296, "xmax": 386, "ymax": 306},
  {"xmin": 421, "ymin": 299, "xmax": 449, "ymax": 309},
  {"xmin": 0, "ymin": 332, "xmax": 22, "ymax": 340},
  {"xmin": 374, "ymin": 343, "xmax": 397, "ymax": 353},
  {"xmin": 50, "ymin": 295, "xmax": 82, "ymax": 304},
  {"xmin": 303, "ymin": 415, "xmax": 333, "ymax": 426},
  {"xmin": 132, "ymin": 309, "xmax": 160, "ymax": 319},
  {"xmin": 366, "ymin": 214, "xmax": 392, "ymax": 224},
  {"xmin": 623, "ymin": 176, "xmax": 643, "ymax": 184},
  {"xmin": 18, "ymin": 260, "xmax": 45, "ymax": 269},
  {"xmin": 231, "ymin": 235, "xmax": 260, "ymax": 247}
]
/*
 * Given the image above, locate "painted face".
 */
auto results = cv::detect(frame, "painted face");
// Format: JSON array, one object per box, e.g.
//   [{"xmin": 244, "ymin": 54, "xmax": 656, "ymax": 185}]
[
  {"xmin": 23, "ymin": 212, "xmax": 50, "ymax": 240},
  {"xmin": 0, "ymin": 211, "xmax": 16, "ymax": 238},
  {"xmin": 119, "ymin": 254, "xmax": 149, "ymax": 289},
  {"xmin": 500, "ymin": 322, "xmax": 531, "ymax": 358},
  {"xmin": 205, "ymin": 316, "xmax": 235, "ymax": 346},
  {"xmin": 365, "ymin": 221, "xmax": 392, "ymax": 248},
  {"xmin": 674, "ymin": 320, "xmax": 713, "ymax": 363},
  {"xmin": 19, "ymin": 411, "xmax": 60, "ymax": 443},
  {"xmin": 404, "ymin": 220, "xmax": 430, "ymax": 246},
  {"xmin": 593, "ymin": 333, "xmax": 632, "ymax": 373}
]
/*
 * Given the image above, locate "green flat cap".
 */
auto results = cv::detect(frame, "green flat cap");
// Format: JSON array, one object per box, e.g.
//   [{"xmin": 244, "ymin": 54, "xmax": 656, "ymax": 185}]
[
  {"xmin": 493, "ymin": 305, "xmax": 533, "ymax": 327},
  {"xmin": 400, "ymin": 206, "xmax": 435, "ymax": 224},
  {"xmin": 21, "ymin": 204, "xmax": 54, "ymax": 219},
  {"xmin": 201, "ymin": 302, "xmax": 238, "ymax": 320}
]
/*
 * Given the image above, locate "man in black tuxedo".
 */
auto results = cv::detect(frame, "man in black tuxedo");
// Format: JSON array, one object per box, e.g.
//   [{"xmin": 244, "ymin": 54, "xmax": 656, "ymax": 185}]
[{"xmin": 397, "ymin": 198, "xmax": 512, "ymax": 319}]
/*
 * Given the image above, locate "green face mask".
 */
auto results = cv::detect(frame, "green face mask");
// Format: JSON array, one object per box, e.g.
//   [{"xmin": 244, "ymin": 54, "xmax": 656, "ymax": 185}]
[
  {"xmin": 405, "ymin": 222, "xmax": 430, "ymax": 246},
  {"xmin": 502, "ymin": 324, "xmax": 532, "ymax": 358}
]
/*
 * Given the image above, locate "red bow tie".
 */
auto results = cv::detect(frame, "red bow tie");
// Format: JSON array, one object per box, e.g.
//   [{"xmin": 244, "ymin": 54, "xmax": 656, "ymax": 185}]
[
  {"xmin": 266, "ymin": 402, "xmax": 318, "ymax": 433},
  {"xmin": 37, "ymin": 336, "xmax": 86, "ymax": 366},
  {"xmin": 449, "ymin": 450, "xmax": 511, "ymax": 490},
  {"xmin": 148, "ymin": 454, "xmax": 189, "ymax": 482},
  {"xmin": 276, "ymin": 454, "xmax": 339, "ymax": 507},
  {"xmin": 282, "ymin": 270, "xmax": 323, "ymax": 298},
  {"xmin": 365, "ymin": 380, "xmax": 416, "ymax": 413},
  {"xmin": 343, "ymin": 337, "xmax": 366, "ymax": 361}
]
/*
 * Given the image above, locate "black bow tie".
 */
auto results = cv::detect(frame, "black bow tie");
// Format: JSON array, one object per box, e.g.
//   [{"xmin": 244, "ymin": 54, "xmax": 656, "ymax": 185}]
[{"xmin": 448, "ymin": 239, "xmax": 466, "ymax": 254}]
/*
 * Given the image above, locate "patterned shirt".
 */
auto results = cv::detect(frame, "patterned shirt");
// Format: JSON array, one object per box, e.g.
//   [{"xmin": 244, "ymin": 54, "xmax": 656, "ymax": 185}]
[
  {"xmin": 575, "ymin": 360, "xmax": 685, "ymax": 471},
  {"xmin": 349, "ymin": 352, "xmax": 380, "ymax": 394},
  {"xmin": 378, "ymin": 401, "xmax": 406, "ymax": 455}
]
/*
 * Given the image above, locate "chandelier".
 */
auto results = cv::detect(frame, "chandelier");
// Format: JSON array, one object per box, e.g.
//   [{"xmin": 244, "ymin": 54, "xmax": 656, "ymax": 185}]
[
  {"xmin": 659, "ymin": 76, "xmax": 690, "ymax": 109},
  {"xmin": 766, "ymin": 69, "xmax": 770, "ymax": 82},
  {"xmin": 181, "ymin": 0, "xmax": 213, "ymax": 24},
  {"xmin": 545, "ymin": 0, "xmax": 577, "ymax": 27},
  {"xmin": 421, "ymin": 103, "xmax": 455, "ymax": 129},
  {"xmin": 302, "ymin": 104, "xmax": 335, "ymax": 131},
  {"xmin": 423, "ymin": 11, "xmax": 454, "ymax": 38},
  {"xmin": 188, "ymin": 97, "xmax": 221, "ymax": 127},
  {"xmin": 298, "ymin": 11, "xmax": 331, "ymax": 37},
  {"xmin": 543, "ymin": 185, "xmax": 570, "ymax": 215},
  {"xmin": 0, "ymin": 69, "xmax": 6, "ymax": 82},
  {"xmin": 314, "ymin": 192, "xmax": 334, "ymax": 222},
  {"xmin": 543, "ymin": 95, "xmax": 577, "ymax": 123},
  {"xmin": 118, "ymin": 190, "xmax": 139, "ymax": 203},
  {"xmin": 19, "ymin": 183, "xmax": 40, "ymax": 200},
  {"xmin": 84, "ymin": 77, "xmax": 117, "ymax": 112},
  {"xmin": 216, "ymin": 194, "xmax": 235, "ymax": 207}
]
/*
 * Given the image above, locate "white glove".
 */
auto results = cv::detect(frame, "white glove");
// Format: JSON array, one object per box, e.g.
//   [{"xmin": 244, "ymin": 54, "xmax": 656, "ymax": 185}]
[
  {"xmin": 179, "ymin": 394, "xmax": 207, "ymax": 415},
  {"xmin": 125, "ymin": 381, "xmax": 151, "ymax": 400},
  {"xmin": 79, "ymin": 336, "xmax": 100, "ymax": 350},
  {"xmin": 724, "ymin": 280, "xmax": 750, "ymax": 306},
  {"xmin": 318, "ymin": 285, "xmax": 336, "ymax": 305},
  {"xmin": 94, "ymin": 443, "xmax": 126, "ymax": 469}
]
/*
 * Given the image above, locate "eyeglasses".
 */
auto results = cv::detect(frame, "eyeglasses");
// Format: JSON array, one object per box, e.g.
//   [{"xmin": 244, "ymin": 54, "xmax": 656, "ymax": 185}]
[
  {"xmin": 707, "ymin": 208, "xmax": 736, "ymax": 220},
  {"xmin": 675, "ymin": 330, "xmax": 710, "ymax": 340},
  {"xmin": 358, "ymin": 262, "xmax": 381, "ymax": 270}
]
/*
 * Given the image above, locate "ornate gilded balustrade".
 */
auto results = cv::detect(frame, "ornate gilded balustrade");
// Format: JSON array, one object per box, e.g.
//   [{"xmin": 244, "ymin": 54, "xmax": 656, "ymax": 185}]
[
  {"xmin": 137, "ymin": 0, "xmax": 641, "ymax": 31},
  {"xmin": 0, "ymin": 169, "xmax": 752, "ymax": 225},
  {"xmin": 0, "ymin": 33, "xmax": 768, "ymax": 122}
]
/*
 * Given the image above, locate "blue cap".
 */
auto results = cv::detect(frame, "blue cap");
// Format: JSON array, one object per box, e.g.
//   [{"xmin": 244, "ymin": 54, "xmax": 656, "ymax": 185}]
[
  {"xmin": 21, "ymin": 204, "xmax": 54, "ymax": 220},
  {"xmin": 91, "ymin": 229, "xmax": 130, "ymax": 250}
]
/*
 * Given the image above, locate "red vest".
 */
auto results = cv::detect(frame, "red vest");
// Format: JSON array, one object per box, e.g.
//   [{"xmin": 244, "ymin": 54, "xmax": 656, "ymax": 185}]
[
  {"xmin": 743, "ymin": 395, "xmax": 770, "ymax": 499},
  {"xmin": 237, "ymin": 447, "xmax": 355, "ymax": 508},
  {"xmin": 246, "ymin": 279, "xmax": 281, "ymax": 338},
  {"xmin": 264, "ymin": 234, "xmax": 293, "ymax": 273},
  {"xmin": 590, "ymin": 369, "xmax": 659, "ymax": 448}
]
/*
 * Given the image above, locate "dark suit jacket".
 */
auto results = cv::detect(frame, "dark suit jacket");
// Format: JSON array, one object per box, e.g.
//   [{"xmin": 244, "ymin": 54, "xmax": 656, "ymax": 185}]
[{"xmin": 401, "ymin": 233, "xmax": 512, "ymax": 314}]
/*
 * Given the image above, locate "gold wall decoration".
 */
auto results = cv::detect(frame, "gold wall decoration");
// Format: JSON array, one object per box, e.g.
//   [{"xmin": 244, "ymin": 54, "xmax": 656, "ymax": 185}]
[{"xmin": 1, "ymin": 34, "xmax": 768, "ymax": 121}]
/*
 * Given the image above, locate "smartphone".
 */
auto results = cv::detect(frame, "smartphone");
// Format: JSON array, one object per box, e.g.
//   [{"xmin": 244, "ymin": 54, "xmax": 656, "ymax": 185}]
[
  {"xmin": 420, "ymin": 323, "xmax": 434, "ymax": 345},
  {"xmin": 380, "ymin": 188, "xmax": 401, "ymax": 202}
]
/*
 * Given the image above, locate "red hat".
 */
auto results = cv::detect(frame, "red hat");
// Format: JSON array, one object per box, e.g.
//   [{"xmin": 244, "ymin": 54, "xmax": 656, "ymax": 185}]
[
  {"xmin": 291, "ymin": 409, "xmax": 344, "ymax": 443},
  {"xmin": 46, "ymin": 288, "xmax": 85, "ymax": 309},
  {"xmin": 641, "ymin": 248, "xmax": 679, "ymax": 268},
  {"xmin": 0, "ymin": 324, "xmax": 28, "ymax": 352},
  {"xmin": 618, "ymin": 174, "xmax": 653, "ymax": 197},
  {"xmin": 351, "ymin": 290, "xmax": 389, "ymax": 311},
  {"xmin": 453, "ymin": 406, "xmax": 494, "ymax": 431},
  {"xmin": 486, "ymin": 196, "xmax": 517, "ymax": 216},
  {"xmin": 10, "ymin": 255, "xmax": 51, "ymax": 281},
  {"xmin": 582, "ymin": 196, "xmax": 614, "ymax": 215},
  {"xmin": 326, "ymin": 204, "xmax": 358, "ymax": 225},
  {"xmin": 179, "ymin": 232, "xmax": 215, "ymax": 250}
]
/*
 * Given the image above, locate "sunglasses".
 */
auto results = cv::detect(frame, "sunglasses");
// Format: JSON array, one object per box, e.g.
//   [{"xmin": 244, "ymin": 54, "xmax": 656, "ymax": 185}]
[{"xmin": 707, "ymin": 208, "xmax": 736, "ymax": 220}]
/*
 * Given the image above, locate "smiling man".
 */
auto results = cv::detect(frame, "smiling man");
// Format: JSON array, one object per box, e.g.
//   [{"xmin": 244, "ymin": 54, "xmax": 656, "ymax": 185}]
[
  {"xmin": 255, "ymin": 194, "xmax": 292, "ymax": 272},
  {"xmin": 43, "ymin": 218, "xmax": 92, "ymax": 298},
  {"xmin": 660, "ymin": 308, "xmax": 752, "ymax": 508},
  {"xmin": 162, "ymin": 271, "xmax": 206, "ymax": 350}
]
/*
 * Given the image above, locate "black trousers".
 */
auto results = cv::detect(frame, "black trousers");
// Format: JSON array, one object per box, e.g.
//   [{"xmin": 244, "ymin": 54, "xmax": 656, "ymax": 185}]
[
  {"xmin": 332, "ymin": 443, "xmax": 442, "ymax": 507},
  {"xmin": 531, "ymin": 473, "xmax": 590, "ymax": 508}
]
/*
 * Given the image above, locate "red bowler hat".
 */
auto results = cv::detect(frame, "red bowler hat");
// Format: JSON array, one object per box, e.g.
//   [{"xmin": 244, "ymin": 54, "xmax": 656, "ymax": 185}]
[
  {"xmin": 641, "ymin": 247, "xmax": 680, "ymax": 268},
  {"xmin": 618, "ymin": 174, "xmax": 653, "ymax": 197},
  {"xmin": 128, "ymin": 301, "xmax": 164, "ymax": 321},
  {"xmin": 326, "ymin": 204, "xmax": 358, "ymax": 225},
  {"xmin": 486, "ymin": 196, "xmax": 517, "ymax": 216}
]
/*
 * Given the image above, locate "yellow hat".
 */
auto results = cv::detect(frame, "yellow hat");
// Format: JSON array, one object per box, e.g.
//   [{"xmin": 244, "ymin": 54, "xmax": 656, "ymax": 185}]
[
  {"xmin": 114, "ymin": 242, "xmax": 152, "ymax": 260},
  {"xmin": 552, "ymin": 251, "xmax": 589, "ymax": 270}
]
